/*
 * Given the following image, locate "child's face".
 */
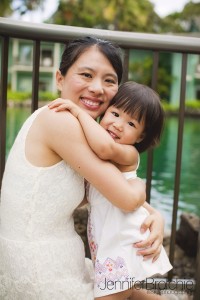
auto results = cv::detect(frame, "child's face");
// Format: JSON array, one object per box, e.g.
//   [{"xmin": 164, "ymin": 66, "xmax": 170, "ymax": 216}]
[{"xmin": 100, "ymin": 105, "xmax": 145, "ymax": 145}]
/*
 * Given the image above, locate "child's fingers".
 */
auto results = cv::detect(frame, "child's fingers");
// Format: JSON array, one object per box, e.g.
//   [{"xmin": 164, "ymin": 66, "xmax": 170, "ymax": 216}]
[
  {"xmin": 48, "ymin": 99, "xmax": 63, "ymax": 108},
  {"xmin": 48, "ymin": 98, "xmax": 70, "ymax": 108},
  {"xmin": 54, "ymin": 104, "xmax": 70, "ymax": 112},
  {"xmin": 136, "ymin": 242, "xmax": 162, "ymax": 260}
]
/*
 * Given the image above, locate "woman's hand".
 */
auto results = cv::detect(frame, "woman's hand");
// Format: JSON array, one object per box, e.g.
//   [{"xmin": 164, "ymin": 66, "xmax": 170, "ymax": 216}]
[
  {"xmin": 134, "ymin": 209, "xmax": 164, "ymax": 262},
  {"xmin": 48, "ymin": 98, "xmax": 81, "ymax": 118}
]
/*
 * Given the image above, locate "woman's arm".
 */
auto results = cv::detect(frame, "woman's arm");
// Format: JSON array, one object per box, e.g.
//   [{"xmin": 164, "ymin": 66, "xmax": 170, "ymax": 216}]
[
  {"xmin": 135, "ymin": 202, "xmax": 165, "ymax": 262},
  {"xmin": 48, "ymin": 99, "xmax": 137, "ymax": 167},
  {"xmin": 38, "ymin": 108, "xmax": 145, "ymax": 212}
]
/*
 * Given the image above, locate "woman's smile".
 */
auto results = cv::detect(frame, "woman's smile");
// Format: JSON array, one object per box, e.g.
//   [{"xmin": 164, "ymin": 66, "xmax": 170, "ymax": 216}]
[{"xmin": 80, "ymin": 96, "xmax": 103, "ymax": 111}]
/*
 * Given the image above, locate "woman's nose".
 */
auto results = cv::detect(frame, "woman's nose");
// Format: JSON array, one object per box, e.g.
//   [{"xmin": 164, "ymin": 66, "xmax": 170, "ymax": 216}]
[{"xmin": 88, "ymin": 79, "xmax": 104, "ymax": 94}]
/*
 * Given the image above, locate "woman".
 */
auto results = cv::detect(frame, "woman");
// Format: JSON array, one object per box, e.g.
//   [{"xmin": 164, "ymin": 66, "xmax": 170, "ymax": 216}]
[{"xmin": 0, "ymin": 37, "xmax": 164, "ymax": 299}]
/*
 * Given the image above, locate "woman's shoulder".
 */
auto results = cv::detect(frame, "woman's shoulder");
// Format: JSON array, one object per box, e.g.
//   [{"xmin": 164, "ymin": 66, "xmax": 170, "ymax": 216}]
[
  {"xmin": 37, "ymin": 106, "xmax": 86, "ymax": 149},
  {"xmin": 37, "ymin": 106, "xmax": 80, "ymax": 131}
]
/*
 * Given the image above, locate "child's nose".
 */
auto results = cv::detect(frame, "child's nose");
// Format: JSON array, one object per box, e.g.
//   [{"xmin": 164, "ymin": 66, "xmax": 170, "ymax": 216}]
[{"xmin": 113, "ymin": 122, "xmax": 123, "ymax": 131}]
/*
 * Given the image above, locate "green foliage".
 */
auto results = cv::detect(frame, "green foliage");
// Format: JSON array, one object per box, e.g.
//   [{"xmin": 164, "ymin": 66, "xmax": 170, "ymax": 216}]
[
  {"xmin": 162, "ymin": 101, "xmax": 178, "ymax": 113},
  {"xmin": 159, "ymin": 2, "xmax": 200, "ymax": 33},
  {"xmin": 0, "ymin": 0, "xmax": 12, "ymax": 17},
  {"xmin": 7, "ymin": 90, "xmax": 58, "ymax": 102},
  {"xmin": 50, "ymin": 0, "xmax": 200, "ymax": 34},
  {"xmin": 185, "ymin": 100, "xmax": 200, "ymax": 109},
  {"xmin": 7, "ymin": 90, "xmax": 31, "ymax": 102},
  {"xmin": 53, "ymin": 0, "xmax": 159, "ymax": 32},
  {"xmin": 159, "ymin": 13, "xmax": 185, "ymax": 33},
  {"xmin": 182, "ymin": 2, "xmax": 200, "ymax": 18},
  {"xmin": 39, "ymin": 91, "xmax": 59, "ymax": 101},
  {"xmin": 128, "ymin": 54, "xmax": 173, "ymax": 101},
  {"xmin": 162, "ymin": 100, "xmax": 200, "ymax": 113}
]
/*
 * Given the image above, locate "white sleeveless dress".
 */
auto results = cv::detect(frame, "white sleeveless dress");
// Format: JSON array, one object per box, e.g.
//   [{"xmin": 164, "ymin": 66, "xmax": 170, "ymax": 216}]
[
  {"xmin": 0, "ymin": 106, "xmax": 94, "ymax": 300},
  {"xmin": 87, "ymin": 168, "xmax": 172, "ymax": 297}
]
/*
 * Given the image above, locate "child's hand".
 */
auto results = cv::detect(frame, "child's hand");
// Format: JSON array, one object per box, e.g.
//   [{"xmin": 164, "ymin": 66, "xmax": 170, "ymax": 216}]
[
  {"xmin": 134, "ymin": 211, "xmax": 164, "ymax": 262},
  {"xmin": 48, "ymin": 98, "xmax": 81, "ymax": 118}
]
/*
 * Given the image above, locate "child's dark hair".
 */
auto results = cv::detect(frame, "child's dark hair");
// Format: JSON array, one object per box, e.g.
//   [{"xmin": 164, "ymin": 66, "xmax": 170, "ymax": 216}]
[
  {"xmin": 109, "ymin": 81, "xmax": 164, "ymax": 153},
  {"xmin": 59, "ymin": 36, "xmax": 123, "ymax": 84}
]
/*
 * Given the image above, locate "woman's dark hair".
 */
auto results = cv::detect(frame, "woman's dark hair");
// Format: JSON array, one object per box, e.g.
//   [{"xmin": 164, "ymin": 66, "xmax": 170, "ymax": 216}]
[
  {"xmin": 109, "ymin": 81, "xmax": 164, "ymax": 153},
  {"xmin": 59, "ymin": 36, "xmax": 123, "ymax": 84}
]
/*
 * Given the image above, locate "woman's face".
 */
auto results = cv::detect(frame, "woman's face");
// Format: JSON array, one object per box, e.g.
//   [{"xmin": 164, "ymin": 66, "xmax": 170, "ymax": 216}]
[{"xmin": 56, "ymin": 46, "xmax": 119, "ymax": 119}]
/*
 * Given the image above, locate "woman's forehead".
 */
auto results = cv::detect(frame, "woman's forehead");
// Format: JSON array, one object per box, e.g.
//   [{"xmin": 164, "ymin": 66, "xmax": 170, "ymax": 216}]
[
  {"xmin": 75, "ymin": 46, "xmax": 111, "ymax": 67},
  {"xmin": 72, "ymin": 47, "xmax": 117, "ymax": 75}
]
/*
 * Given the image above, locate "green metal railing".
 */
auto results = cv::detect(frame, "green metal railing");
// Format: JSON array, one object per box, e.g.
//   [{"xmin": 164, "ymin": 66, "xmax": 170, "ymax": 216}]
[{"xmin": 0, "ymin": 17, "xmax": 200, "ymax": 298}]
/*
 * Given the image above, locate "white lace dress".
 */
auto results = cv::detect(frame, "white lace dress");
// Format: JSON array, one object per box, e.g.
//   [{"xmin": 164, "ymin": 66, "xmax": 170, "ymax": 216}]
[
  {"xmin": 0, "ymin": 106, "xmax": 94, "ymax": 300},
  {"xmin": 87, "ymin": 170, "xmax": 172, "ymax": 298}
]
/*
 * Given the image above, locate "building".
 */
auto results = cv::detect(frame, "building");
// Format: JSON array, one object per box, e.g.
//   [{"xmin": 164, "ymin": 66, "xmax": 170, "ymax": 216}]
[{"xmin": 5, "ymin": 38, "xmax": 62, "ymax": 94}]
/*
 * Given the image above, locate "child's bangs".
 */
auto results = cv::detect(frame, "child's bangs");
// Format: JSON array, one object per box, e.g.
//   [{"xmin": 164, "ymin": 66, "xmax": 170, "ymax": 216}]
[{"xmin": 113, "ymin": 96, "xmax": 146, "ymax": 123}]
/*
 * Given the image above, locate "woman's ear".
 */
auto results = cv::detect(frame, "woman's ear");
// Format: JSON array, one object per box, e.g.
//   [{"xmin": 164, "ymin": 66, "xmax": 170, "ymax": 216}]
[{"xmin": 56, "ymin": 70, "xmax": 64, "ymax": 91}]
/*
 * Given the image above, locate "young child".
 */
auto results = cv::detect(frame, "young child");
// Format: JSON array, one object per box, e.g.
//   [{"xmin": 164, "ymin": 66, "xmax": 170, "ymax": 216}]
[{"xmin": 49, "ymin": 81, "xmax": 172, "ymax": 300}]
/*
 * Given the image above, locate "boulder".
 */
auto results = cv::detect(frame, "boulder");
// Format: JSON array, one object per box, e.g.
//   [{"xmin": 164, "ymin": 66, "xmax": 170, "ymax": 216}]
[{"xmin": 176, "ymin": 213, "xmax": 200, "ymax": 257}]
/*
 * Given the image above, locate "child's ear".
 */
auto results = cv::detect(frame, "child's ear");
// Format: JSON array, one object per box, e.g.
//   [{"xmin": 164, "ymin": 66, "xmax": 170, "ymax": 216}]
[
  {"xmin": 56, "ymin": 70, "xmax": 64, "ymax": 91},
  {"xmin": 136, "ymin": 133, "xmax": 145, "ymax": 143}
]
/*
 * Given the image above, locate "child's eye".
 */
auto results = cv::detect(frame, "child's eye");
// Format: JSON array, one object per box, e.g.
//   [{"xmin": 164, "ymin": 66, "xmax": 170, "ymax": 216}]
[
  {"xmin": 111, "ymin": 112, "xmax": 119, "ymax": 117},
  {"xmin": 128, "ymin": 121, "xmax": 135, "ymax": 127}
]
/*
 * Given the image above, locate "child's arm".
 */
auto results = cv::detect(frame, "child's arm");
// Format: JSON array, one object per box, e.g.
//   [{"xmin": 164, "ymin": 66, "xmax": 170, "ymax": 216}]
[{"xmin": 48, "ymin": 98, "xmax": 137, "ymax": 167}]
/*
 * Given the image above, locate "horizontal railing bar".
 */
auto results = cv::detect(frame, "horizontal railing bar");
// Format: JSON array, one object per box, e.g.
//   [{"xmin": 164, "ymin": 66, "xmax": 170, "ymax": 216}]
[{"xmin": 0, "ymin": 18, "xmax": 200, "ymax": 54}]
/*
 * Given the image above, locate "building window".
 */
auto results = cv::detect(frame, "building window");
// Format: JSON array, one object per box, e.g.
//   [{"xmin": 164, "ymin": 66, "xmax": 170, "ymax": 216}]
[
  {"xmin": 19, "ymin": 44, "xmax": 32, "ymax": 65},
  {"xmin": 40, "ymin": 49, "xmax": 53, "ymax": 67},
  {"xmin": 39, "ymin": 81, "xmax": 48, "ymax": 91}
]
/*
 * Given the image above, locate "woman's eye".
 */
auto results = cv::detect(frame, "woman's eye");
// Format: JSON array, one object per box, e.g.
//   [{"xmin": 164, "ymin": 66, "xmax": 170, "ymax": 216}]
[
  {"xmin": 106, "ymin": 78, "xmax": 116, "ymax": 84},
  {"xmin": 112, "ymin": 112, "xmax": 119, "ymax": 117},
  {"xmin": 128, "ymin": 122, "xmax": 135, "ymax": 127},
  {"xmin": 81, "ymin": 73, "xmax": 92, "ymax": 78}
]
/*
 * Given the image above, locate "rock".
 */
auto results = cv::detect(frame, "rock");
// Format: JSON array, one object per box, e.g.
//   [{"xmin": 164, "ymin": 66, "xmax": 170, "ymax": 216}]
[
  {"xmin": 176, "ymin": 213, "xmax": 200, "ymax": 257},
  {"xmin": 73, "ymin": 206, "xmax": 91, "ymax": 258}
]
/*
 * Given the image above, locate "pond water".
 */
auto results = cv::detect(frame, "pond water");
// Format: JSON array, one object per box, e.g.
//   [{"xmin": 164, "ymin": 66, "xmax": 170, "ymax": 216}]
[{"xmin": 6, "ymin": 107, "xmax": 200, "ymax": 230}]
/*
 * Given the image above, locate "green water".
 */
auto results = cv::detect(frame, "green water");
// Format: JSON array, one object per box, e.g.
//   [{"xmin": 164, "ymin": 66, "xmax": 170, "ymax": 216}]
[{"xmin": 6, "ymin": 107, "xmax": 200, "ymax": 229}]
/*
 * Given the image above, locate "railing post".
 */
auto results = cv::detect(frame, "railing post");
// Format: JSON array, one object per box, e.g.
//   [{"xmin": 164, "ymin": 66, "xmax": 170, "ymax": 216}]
[
  {"xmin": 0, "ymin": 36, "xmax": 9, "ymax": 190},
  {"xmin": 121, "ymin": 49, "xmax": 129, "ymax": 83},
  {"xmin": 168, "ymin": 53, "xmax": 187, "ymax": 280},
  {"xmin": 31, "ymin": 40, "xmax": 40, "ymax": 113},
  {"xmin": 146, "ymin": 51, "xmax": 159, "ymax": 203}
]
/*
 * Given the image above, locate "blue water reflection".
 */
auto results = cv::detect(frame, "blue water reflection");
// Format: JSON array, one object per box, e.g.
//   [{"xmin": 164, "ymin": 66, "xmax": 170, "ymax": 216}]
[{"xmin": 138, "ymin": 117, "xmax": 200, "ymax": 229}]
